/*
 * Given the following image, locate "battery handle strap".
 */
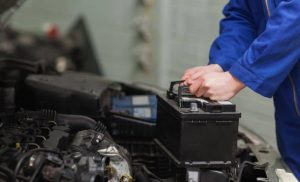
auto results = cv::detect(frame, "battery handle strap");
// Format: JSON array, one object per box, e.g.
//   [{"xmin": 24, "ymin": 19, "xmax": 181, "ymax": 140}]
[
  {"xmin": 167, "ymin": 81, "xmax": 182, "ymax": 99},
  {"xmin": 167, "ymin": 80, "xmax": 192, "ymax": 105}
]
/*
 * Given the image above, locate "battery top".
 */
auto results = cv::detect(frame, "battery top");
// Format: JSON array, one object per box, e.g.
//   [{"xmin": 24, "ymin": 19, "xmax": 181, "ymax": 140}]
[{"xmin": 157, "ymin": 94, "xmax": 241, "ymax": 120}]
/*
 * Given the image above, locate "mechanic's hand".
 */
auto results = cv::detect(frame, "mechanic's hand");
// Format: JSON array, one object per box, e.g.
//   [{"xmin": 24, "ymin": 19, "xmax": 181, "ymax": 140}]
[
  {"xmin": 181, "ymin": 64, "xmax": 223, "ymax": 85},
  {"xmin": 188, "ymin": 72, "xmax": 245, "ymax": 101}
]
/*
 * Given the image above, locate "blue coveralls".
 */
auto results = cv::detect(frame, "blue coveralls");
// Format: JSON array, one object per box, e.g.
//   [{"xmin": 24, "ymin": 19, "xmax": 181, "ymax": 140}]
[{"xmin": 209, "ymin": 0, "xmax": 300, "ymax": 179}]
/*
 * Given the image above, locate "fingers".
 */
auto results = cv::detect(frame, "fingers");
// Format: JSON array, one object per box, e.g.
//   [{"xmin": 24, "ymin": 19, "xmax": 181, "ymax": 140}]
[
  {"xmin": 184, "ymin": 70, "xmax": 205, "ymax": 86},
  {"xmin": 181, "ymin": 67, "xmax": 202, "ymax": 83},
  {"xmin": 195, "ymin": 85, "xmax": 207, "ymax": 97},
  {"xmin": 187, "ymin": 72, "xmax": 209, "ymax": 97},
  {"xmin": 181, "ymin": 65, "xmax": 223, "ymax": 83},
  {"xmin": 181, "ymin": 68, "xmax": 195, "ymax": 80},
  {"xmin": 203, "ymin": 90, "xmax": 221, "ymax": 101},
  {"xmin": 181, "ymin": 65, "xmax": 229, "ymax": 98},
  {"xmin": 181, "ymin": 74, "xmax": 190, "ymax": 83},
  {"xmin": 182, "ymin": 79, "xmax": 190, "ymax": 86},
  {"xmin": 185, "ymin": 70, "xmax": 205, "ymax": 85},
  {"xmin": 190, "ymin": 70, "xmax": 205, "ymax": 80},
  {"xmin": 208, "ymin": 94, "xmax": 233, "ymax": 101},
  {"xmin": 201, "ymin": 73, "xmax": 239, "ymax": 101},
  {"xmin": 187, "ymin": 77, "xmax": 219, "ymax": 99},
  {"xmin": 189, "ymin": 79, "xmax": 203, "ymax": 94},
  {"xmin": 181, "ymin": 73, "xmax": 192, "ymax": 86},
  {"xmin": 193, "ymin": 74, "xmax": 216, "ymax": 99}
]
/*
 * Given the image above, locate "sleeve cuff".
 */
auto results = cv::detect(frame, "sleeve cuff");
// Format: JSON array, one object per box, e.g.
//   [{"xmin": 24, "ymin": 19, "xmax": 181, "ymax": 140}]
[
  {"xmin": 209, "ymin": 56, "xmax": 236, "ymax": 71},
  {"xmin": 228, "ymin": 61, "xmax": 274, "ymax": 98}
]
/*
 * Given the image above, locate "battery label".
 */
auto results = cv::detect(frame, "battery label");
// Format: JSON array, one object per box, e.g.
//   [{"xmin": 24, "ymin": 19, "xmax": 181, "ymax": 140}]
[
  {"xmin": 132, "ymin": 96, "xmax": 150, "ymax": 106},
  {"xmin": 133, "ymin": 107, "xmax": 152, "ymax": 118}
]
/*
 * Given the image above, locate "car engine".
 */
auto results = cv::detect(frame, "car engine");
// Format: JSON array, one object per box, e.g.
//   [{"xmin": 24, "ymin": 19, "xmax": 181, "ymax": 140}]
[{"xmin": 0, "ymin": 110, "xmax": 131, "ymax": 182}]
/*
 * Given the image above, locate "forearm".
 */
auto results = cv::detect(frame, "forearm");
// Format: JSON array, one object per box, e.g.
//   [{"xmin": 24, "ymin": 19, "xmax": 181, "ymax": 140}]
[
  {"xmin": 228, "ymin": 0, "xmax": 300, "ymax": 97},
  {"xmin": 209, "ymin": 0, "xmax": 257, "ymax": 71}
]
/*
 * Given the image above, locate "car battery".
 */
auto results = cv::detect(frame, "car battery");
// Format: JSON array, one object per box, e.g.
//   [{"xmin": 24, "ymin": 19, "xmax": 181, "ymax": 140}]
[{"xmin": 155, "ymin": 81, "xmax": 241, "ymax": 168}]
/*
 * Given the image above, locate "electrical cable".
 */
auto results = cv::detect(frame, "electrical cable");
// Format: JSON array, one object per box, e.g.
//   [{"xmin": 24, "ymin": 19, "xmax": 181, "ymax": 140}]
[
  {"xmin": 0, "ymin": 166, "xmax": 28, "ymax": 182},
  {"xmin": 0, "ymin": 166, "xmax": 13, "ymax": 181},
  {"xmin": 16, "ymin": 175, "xmax": 29, "ymax": 181},
  {"xmin": 141, "ymin": 165, "xmax": 163, "ymax": 182},
  {"xmin": 29, "ymin": 157, "xmax": 45, "ymax": 182},
  {"xmin": 12, "ymin": 148, "xmax": 62, "ymax": 182},
  {"xmin": 0, "ymin": 58, "xmax": 41, "ymax": 73},
  {"xmin": 237, "ymin": 161, "xmax": 269, "ymax": 182}
]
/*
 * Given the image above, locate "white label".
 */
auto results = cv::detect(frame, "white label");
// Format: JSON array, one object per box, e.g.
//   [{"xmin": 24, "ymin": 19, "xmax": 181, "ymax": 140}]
[
  {"xmin": 217, "ymin": 101, "xmax": 233, "ymax": 105},
  {"xmin": 132, "ymin": 96, "xmax": 150, "ymax": 106},
  {"xmin": 133, "ymin": 107, "xmax": 152, "ymax": 118},
  {"xmin": 182, "ymin": 97, "xmax": 209, "ymax": 104},
  {"xmin": 188, "ymin": 171, "xmax": 199, "ymax": 182},
  {"xmin": 195, "ymin": 98, "xmax": 209, "ymax": 104}
]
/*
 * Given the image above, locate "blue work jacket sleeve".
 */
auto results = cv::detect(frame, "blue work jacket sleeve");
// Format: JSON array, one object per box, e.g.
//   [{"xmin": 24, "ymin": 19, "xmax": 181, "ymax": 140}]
[
  {"xmin": 209, "ymin": 0, "xmax": 257, "ymax": 71},
  {"xmin": 229, "ymin": 0, "xmax": 300, "ymax": 97}
]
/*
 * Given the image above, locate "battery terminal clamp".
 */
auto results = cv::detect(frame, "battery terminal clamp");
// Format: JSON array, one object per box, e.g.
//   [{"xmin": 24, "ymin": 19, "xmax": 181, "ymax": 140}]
[{"xmin": 167, "ymin": 81, "xmax": 236, "ymax": 113}]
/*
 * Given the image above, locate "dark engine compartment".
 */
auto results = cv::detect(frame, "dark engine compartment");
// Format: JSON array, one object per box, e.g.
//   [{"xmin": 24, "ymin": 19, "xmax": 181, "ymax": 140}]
[
  {"xmin": 0, "ymin": 24, "xmax": 285, "ymax": 182},
  {"xmin": 0, "ymin": 110, "xmax": 116, "ymax": 182}
]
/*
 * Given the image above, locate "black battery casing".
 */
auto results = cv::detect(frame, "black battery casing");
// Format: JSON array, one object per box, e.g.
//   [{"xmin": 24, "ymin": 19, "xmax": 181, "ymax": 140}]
[{"xmin": 155, "ymin": 94, "xmax": 241, "ymax": 168}]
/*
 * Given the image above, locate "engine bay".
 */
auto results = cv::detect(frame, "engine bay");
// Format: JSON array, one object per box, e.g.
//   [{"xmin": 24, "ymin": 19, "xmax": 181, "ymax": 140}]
[
  {"xmin": 0, "ymin": 12, "xmax": 289, "ymax": 182},
  {"xmin": 0, "ymin": 67, "xmax": 286, "ymax": 182}
]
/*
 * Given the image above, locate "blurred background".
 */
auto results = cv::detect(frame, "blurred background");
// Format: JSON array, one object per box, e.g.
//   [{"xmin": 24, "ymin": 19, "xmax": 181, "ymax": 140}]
[{"xmin": 9, "ymin": 0, "xmax": 276, "ymax": 150}]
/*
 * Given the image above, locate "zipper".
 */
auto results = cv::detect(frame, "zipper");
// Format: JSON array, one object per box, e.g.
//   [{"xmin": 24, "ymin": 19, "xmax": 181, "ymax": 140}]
[
  {"xmin": 263, "ymin": 0, "xmax": 300, "ymax": 117},
  {"xmin": 264, "ymin": 0, "xmax": 277, "ymax": 17},
  {"xmin": 288, "ymin": 75, "xmax": 300, "ymax": 117},
  {"xmin": 264, "ymin": 0, "xmax": 271, "ymax": 17}
]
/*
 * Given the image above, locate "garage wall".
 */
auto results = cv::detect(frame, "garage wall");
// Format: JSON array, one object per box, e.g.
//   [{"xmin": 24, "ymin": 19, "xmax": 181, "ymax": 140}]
[{"xmin": 10, "ymin": 0, "xmax": 277, "ymax": 150}]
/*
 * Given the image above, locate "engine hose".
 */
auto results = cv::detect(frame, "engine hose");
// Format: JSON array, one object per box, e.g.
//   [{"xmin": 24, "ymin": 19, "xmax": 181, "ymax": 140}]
[{"xmin": 57, "ymin": 114, "xmax": 97, "ymax": 130}]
